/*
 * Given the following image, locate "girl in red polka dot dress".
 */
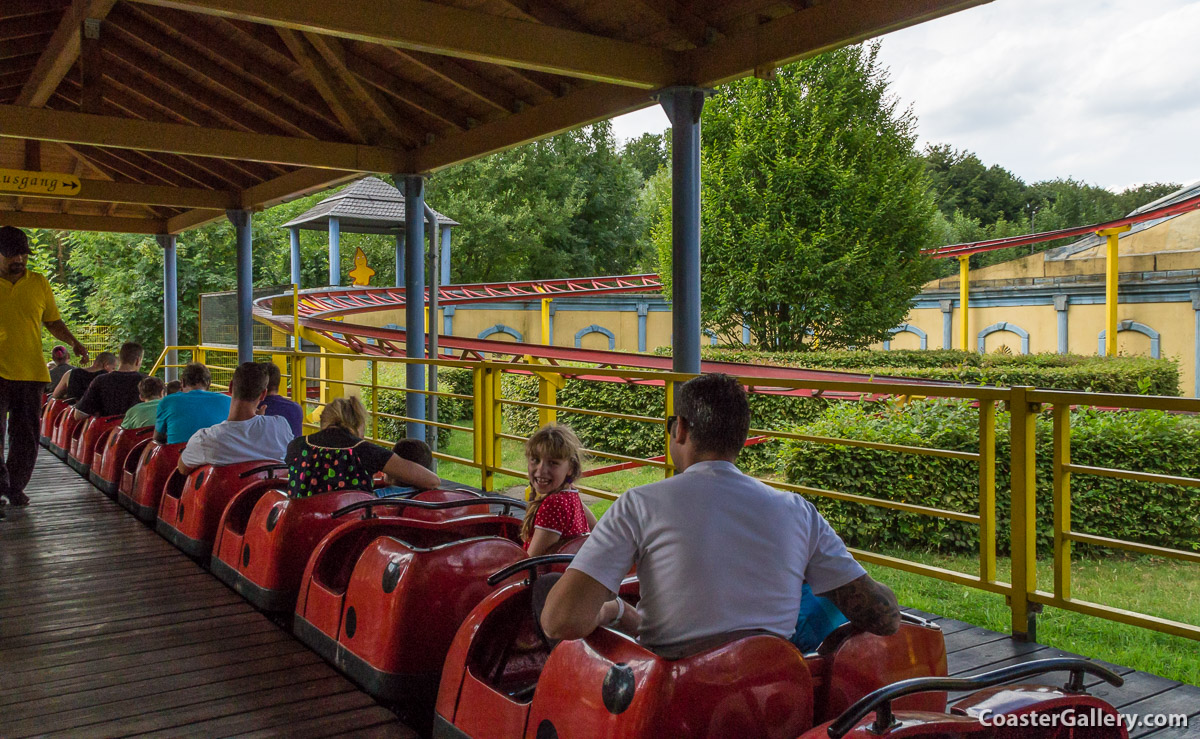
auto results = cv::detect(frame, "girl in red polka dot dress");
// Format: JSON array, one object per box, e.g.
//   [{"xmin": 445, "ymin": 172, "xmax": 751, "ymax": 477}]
[{"xmin": 522, "ymin": 423, "xmax": 598, "ymax": 556}]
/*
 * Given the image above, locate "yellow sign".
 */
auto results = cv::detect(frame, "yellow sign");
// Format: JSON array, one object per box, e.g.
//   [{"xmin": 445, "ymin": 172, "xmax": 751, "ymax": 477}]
[
  {"xmin": 271, "ymin": 295, "xmax": 295, "ymax": 316},
  {"xmin": 0, "ymin": 168, "xmax": 82, "ymax": 196},
  {"xmin": 349, "ymin": 247, "xmax": 375, "ymax": 286}
]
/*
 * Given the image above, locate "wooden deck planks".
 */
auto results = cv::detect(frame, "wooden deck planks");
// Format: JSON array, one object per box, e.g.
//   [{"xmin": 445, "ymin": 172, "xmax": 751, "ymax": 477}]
[
  {"xmin": 0, "ymin": 449, "xmax": 415, "ymax": 738},
  {"xmin": 1, "ymin": 451, "xmax": 1192, "ymax": 737}
]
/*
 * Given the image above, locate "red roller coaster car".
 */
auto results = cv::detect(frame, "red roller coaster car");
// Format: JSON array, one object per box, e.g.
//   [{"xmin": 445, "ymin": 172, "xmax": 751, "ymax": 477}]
[
  {"xmin": 117, "ymin": 441, "xmax": 185, "ymax": 521},
  {"xmin": 155, "ymin": 460, "xmax": 286, "ymax": 559},
  {"xmin": 89, "ymin": 425, "xmax": 154, "ymax": 498},
  {"xmin": 293, "ymin": 496, "xmax": 528, "ymax": 727},
  {"xmin": 66, "ymin": 414, "xmax": 122, "ymax": 476},
  {"xmin": 435, "ymin": 557, "xmax": 1129, "ymax": 739},
  {"xmin": 211, "ymin": 483, "xmax": 497, "ymax": 613},
  {"xmin": 39, "ymin": 397, "xmax": 70, "ymax": 448}
]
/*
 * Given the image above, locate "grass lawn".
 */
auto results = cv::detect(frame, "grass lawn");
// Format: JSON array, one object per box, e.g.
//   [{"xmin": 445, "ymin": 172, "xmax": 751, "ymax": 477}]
[{"xmin": 427, "ymin": 428, "xmax": 1199, "ymax": 686}]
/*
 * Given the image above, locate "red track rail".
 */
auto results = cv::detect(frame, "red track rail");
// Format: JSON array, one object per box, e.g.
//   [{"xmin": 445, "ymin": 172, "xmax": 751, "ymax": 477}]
[
  {"xmin": 923, "ymin": 191, "xmax": 1200, "ymax": 258},
  {"xmin": 261, "ymin": 274, "xmax": 663, "ymax": 319}
]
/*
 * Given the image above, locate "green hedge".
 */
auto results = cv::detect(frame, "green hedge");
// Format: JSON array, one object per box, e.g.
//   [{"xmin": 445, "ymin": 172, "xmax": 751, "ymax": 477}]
[
  {"xmin": 654, "ymin": 348, "xmax": 1181, "ymax": 396},
  {"xmin": 779, "ymin": 401, "xmax": 1200, "ymax": 556}
]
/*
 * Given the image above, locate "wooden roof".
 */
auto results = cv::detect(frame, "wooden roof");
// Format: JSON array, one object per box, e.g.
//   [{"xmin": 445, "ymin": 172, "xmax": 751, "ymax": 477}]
[{"xmin": 0, "ymin": 0, "xmax": 989, "ymax": 235}]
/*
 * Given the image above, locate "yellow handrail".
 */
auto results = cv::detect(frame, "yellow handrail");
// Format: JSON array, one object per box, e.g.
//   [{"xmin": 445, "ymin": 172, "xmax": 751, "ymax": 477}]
[{"xmin": 146, "ymin": 344, "xmax": 1200, "ymax": 645}]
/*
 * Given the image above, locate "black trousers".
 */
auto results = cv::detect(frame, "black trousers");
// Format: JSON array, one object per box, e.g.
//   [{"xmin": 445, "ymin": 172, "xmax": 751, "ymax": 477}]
[{"xmin": 0, "ymin": 378, "xmax": 43, "ymax": 500}]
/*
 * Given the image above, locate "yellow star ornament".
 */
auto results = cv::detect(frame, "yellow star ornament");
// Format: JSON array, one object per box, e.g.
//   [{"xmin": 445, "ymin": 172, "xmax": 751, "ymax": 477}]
[{"xmin": 349, "ymin": 247, "xmax": 376, "ymax": 286}]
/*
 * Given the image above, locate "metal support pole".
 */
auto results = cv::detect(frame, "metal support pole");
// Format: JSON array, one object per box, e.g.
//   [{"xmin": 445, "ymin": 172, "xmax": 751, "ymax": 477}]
[
  {"xmin": 328, "ymin": 216, "xmax": 341, "ymax": 287},
  {"xmin": 658, "ymin": 86, "xmax": 707, "ymax": 379},
  {"xmin": 289, "ymin": 227, "xmax": 301, "ymax": 288},
  {"xmin": 440, "ymin": 225, "xmax": 452, "ymax": 286},
  {"xmin": 1098, "ymin": 226, "xmax": 1130, "ymax": 357},
  {"xmin": 425, "ymin": 204, "xmax": 440, "ymax": 471},
  {"xmin": 401, "ymin": 175, "xmax": 427, "ymax": 441},
  {"xmin": 959, "ymin": 256, "xmax": 970, "ymax": 351},
  {"xmin": 395, "ymin": 233, "xmax": 406, "ymax": 287},
  {"xmin": 156, "ymin": 234, "xmax": 178, "ymax": 381},
  {"xmin": 226, "ymin": 209, "xmax": 254, "ymax": 364}
]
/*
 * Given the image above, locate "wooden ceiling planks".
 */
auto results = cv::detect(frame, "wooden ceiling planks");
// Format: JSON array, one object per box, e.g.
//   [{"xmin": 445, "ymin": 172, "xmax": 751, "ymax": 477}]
[{"xmin": 0, "ymin": 0, "xmax": 990, "ymax": 233}]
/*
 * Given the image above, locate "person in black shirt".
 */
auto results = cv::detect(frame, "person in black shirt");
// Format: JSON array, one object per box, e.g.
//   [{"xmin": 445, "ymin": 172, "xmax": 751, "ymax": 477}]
[
  {"xmin": 285, "ymin": 396, "xmax": 438, "ymax": 498},
  {"xmin": 74, "ymin": 342, "xmax": 146, "ymax": 421},
  {"xmin": 52, "ymin": 352, "xmax": 116, "ymax": 403},
  {"xmin": 46, "ymin": 345, "xmax": 76, "ymax": 394}
]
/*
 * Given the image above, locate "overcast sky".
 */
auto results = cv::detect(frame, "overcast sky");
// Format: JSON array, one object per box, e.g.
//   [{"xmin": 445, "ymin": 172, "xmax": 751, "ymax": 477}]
[{"xmin": 611, "ymin": 0, "xmax": 1200, "ymax": 193}]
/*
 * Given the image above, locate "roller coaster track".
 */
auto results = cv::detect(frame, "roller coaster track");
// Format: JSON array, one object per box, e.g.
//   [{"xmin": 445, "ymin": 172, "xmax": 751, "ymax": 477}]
[{"xmin": 253, "ymin": 273, "xmax": 949, "ymax": 400}]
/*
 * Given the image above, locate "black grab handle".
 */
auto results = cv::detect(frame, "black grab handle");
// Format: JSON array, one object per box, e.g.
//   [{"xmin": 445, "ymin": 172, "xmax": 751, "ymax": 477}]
[
  {"xmin": 827, "ymin": 657, "xmax": 1125, "ymax": 739},
  {"xmin": 487, "ymin": 554, "xmax": 576, "ymax": 586},
  {"xmin": 332, "ymin": 494, "xmax": 528, "ymax": 520},
  {"xmin": 239, "ymin": 462, "xmax": 289, "ymax": 479}
]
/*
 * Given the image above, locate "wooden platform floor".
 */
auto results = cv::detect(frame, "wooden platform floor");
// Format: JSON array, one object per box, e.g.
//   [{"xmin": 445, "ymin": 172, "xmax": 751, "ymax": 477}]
[
  {"xmin": 909, "ymin": 609, "xmax": 1199, "ymax": 737},
  {"xmin": 0, "ymin": 449, "xmax": 415, "ymax": 739},
  {"xmin": 3, "ymin": 451, "xmax": 1195, "ymax": 737}
]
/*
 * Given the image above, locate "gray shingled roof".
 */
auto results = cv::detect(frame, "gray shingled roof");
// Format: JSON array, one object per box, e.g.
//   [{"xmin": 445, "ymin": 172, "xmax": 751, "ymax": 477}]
[{"xmin": 282, "ymin": 176, "xmax": 459, "ymax": 234}]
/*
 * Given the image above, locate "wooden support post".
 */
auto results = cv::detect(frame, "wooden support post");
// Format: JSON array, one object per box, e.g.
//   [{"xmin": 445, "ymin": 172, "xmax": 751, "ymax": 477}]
[{"xmin": 80, "ymin": 18, "xmax": 103, "ymax": 114}]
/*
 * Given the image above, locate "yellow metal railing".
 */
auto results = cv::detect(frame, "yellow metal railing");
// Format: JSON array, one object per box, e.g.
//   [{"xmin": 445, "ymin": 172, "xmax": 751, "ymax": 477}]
[{"xmin": 149, "ymin": 345, "xmax": 1200, "ymax": 645}]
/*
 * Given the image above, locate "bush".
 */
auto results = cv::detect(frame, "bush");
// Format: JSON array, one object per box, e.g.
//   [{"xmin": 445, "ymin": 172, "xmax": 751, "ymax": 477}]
[
  {"xmin": 362, "ymin": 364, "xmax": 475, "ymax": 450},
  {"xmin": 654, "ymin": 348, "xmax": 1181, "ymax": 396},
  {"xmin": 779, "ymin": 400, "xmax": 1200, "ymax": 557}
]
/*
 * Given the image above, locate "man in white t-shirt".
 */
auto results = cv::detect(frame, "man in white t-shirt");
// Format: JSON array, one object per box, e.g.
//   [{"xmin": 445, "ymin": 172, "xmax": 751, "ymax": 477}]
[
  {"xmin": 542, "ymin": 373, "xmax": 900, "ymax": 653},
  {"xmin": 178, "ymin": 362, "xmax": 293, "ymax": 475}
]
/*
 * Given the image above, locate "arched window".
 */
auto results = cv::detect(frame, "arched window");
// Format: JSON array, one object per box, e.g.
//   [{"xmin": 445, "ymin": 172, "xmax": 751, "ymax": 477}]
[
  {"xmin": 883, "ymin": 323, "xmax": 928, "ymax": 351},
  {"xmin": 478, "ymin": 324, "xmax": 524, "ymax": 342},
  {"xmin": 1098, "ymin": 321, "xmax": 1161, "ymax": 358},
  {"xmin": 977, "ymin": 322, "xmax": 1030, "ymax": 355},
  {"xmin": 574, "ymin": 324, "xmax": 616, "ymax": 350}
]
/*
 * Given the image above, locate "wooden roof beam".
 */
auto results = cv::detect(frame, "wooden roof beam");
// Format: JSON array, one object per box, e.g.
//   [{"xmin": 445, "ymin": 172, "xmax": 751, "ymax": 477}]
[
  {"xmin": 0, "ymin": 209, "xmax": 167, "ymax": 234},
  {"xmin": 165, "ymin": 166, "xmax": 359, "ymax": 233},
  {"xmin": 138, "ymin": 7, "xmax": 345, "ymax": 133},
  {"xmin": 275, "ymin": 28, "xmax": 374, "ymax": 144},
  {"xmin": 342, "ymin": 46, "xmax": 470, "ymax": 133},
  {"xmin": 106, "ymin": 10, "xmax": 335, "ymax": 141},
  {"xmin": 12, "ymin": 178, "xmax": 237, "ymax": 210},
  {"xmin": 0, "ymin": 37, "xmax": 48, "ymax": 62},
  {"xmin": 303, "ymin": 33, "xmax": 423, "ymax": 147},
  {"xmin": 412, "ymin": 83, "xmax": 652, "ymax": 173},
  {"xmin": 0, "ymin": 104, "xmax": 407, "ymax": 171},
  {"xmin": 16, "ymin": 0, "xmax": 119, "ymax": 107},
  {"xmin": 127, "ymin": 0, "xmax": 677, "ymax": 89},
  {"xmin": 683, "ymin": 0, "xmax": 992, "ymax": 86},
  {"xmin": 389, "ymin": 49, "xmax": 517, "ymax": 116}
]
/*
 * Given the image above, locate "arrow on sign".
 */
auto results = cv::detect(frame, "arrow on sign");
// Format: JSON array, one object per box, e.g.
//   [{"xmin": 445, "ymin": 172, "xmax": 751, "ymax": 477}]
[{"xmin": 0, "ymin": 167, "xmax": 84, "ymax": 197}]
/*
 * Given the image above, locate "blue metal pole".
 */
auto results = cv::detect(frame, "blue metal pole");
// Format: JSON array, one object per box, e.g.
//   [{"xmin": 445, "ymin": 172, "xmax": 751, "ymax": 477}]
[
  {"xmin": 156, "ymin": 234, "xmax": 178, "ymax": 381},
  {"xmin": 328, "ymin": 217, "xmax": 341, "ymax": 287},
  {"xmin": 402, "ymin": 175, "xmax": 427, "ymax": 441},
  {"xmin": 395, "ymin": 232, "xmax": 406, "ymax": 287},
  {"xmin": 289, "ymin": 227, "xmax": 301, "ymax": 287},
  {"xmin": 440, "ymin": 225, "xmax": 452, "ymax": 285},
  {"xmin": 226, "ymin": 209, "xmax": 254, "ymax": 364},
  {"xmin": 659, "ymin": 87, "xmax": 707, "ymax": 377}
]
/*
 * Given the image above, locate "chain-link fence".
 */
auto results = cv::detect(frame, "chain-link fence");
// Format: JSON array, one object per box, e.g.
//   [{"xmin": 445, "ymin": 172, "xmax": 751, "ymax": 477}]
[{"xmin": 199, "ymin": 286, "xmax": 290, "ymax": 349}]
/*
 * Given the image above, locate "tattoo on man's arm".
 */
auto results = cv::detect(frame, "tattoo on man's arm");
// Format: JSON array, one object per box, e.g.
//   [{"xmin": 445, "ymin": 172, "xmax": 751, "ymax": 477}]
[{"xmin": 823, "ymin": 576, "xmax": 901, "ymax": 636}]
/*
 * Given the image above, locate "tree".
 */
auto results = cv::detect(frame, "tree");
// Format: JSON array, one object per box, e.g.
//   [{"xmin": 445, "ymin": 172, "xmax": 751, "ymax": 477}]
[
  {"xmin": 426, "ymin": 121, "xmax": 647, "ymax": 283},
  {"xmin": 924, "ymin": 144, "xmax": 1027, "ymax": 225},
  {"xmin": 654, "ymin": 42, "xmax": 938, "ymax": 350},
  {"xmin": 621, "ymin": 131, "xmax": 669, "ymax": 182}
]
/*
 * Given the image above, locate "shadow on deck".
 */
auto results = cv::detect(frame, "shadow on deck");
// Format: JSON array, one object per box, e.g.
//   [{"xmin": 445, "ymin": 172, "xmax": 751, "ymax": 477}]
[{"xmin": 0, "ymin": 449, "xmax": 414, "ymax": 738}]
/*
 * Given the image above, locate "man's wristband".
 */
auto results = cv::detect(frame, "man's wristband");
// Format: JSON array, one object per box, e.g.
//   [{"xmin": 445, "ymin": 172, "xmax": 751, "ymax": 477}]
[{"xmin": 606, "ymin": 598, "xmax": 626, "ymax": 628}]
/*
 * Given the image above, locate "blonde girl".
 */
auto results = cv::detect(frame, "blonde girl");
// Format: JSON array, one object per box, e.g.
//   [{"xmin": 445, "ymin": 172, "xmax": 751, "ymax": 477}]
[{"xmin": 522, "ymin": 423, "xmax": 597, "ymax": 556}]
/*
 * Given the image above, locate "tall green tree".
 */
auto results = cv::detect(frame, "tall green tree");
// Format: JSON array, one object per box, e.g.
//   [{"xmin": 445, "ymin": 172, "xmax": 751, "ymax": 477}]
[
  {"xmin": 621, "ymin": 131, "xmax": 669, "ymax": 182},
  {"xmin": 654, "ymin": 42, "xmax": 938, "ymax": 350},
  {"xmin": 924, "ymin": 144, "xmax": 1027, "ymax": 225},
  {"xmin": 427, "ymin": 121, "xmax": 647, "ymax": 283}
]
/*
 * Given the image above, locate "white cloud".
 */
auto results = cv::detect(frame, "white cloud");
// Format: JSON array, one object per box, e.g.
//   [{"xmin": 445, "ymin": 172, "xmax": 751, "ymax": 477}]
[{"xmin": 612, "ymin": 0, "xmax": 1200, "ymax": 191}]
